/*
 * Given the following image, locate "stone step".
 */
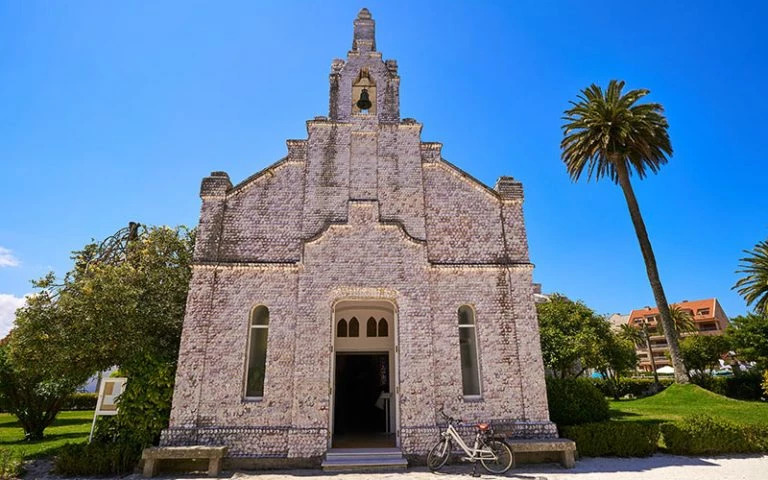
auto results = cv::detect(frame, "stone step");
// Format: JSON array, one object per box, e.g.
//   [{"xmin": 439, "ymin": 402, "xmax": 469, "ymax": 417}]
[
  {"xmin": 326, "ymin": 447, "xmax": 403, "ymax": 457},
  {"xmin": 322, "ymin": 448, "xmax": 408, "ymax": 471}
]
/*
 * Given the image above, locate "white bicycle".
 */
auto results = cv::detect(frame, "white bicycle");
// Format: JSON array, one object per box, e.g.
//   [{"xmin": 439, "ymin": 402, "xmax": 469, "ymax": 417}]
[{"xmin": 427, "ymin": 411, "xmax": 514, "ymax": 474}]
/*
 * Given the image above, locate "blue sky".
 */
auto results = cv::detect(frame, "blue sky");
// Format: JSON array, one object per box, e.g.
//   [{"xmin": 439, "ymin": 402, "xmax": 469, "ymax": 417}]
[{"xmin": 1, "ymin": 1, "xmax": 767, "ymax": 335}]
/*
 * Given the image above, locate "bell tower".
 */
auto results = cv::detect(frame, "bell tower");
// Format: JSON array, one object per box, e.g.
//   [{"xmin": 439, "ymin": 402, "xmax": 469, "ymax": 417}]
[{"xmin": 328, "ymin": 8, "xmax": 400, "ymax": 123}]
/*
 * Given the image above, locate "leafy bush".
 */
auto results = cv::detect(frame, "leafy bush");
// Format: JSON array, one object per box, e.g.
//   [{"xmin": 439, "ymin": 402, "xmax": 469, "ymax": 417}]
[
  {"xmin": 546, "ymin": 377, "xmax": 609, "ymax": 426},
  {"xmin": 561, "ymin": 421, "xmax": 660, "ymax": 457},
  {"xmin": 63, "ymin": 392, "xmax": 98, "ymax": 411},
  {"xmin": 590, "ymin": 377, "xmax": 673, "ymax": 398},
  {"xmin": 693, "ymin": 371, "xmax": 764, "ymax": 401},
  {"xmin": 114, "ymin": 355, "xmax": 176, "ymax": 446},
  {"xmin": 763, "ymin": 370, "xmax": 768, "ymax": 398},
  {"xmin": 53, "ymin": 441, "xmax": 141, "ymax": 476},
  {"xmin": 725, "ymin": 371, "xmax": 765, "ymax": 400},
  {"xmin": 660, "ymin": 415, "xmax": 768, "ymax": 454},
  {"xmin": 691, "ymin": 376, "xmax": 727, "ymax": 396},
  {"xmin": 0, "ymin": 448, "xmax": 23, "ymax": 480}
]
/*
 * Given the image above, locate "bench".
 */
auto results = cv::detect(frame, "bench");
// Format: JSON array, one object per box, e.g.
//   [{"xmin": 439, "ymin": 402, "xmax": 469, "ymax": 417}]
[
  {"xmin": 505, "ymin": 438, "xmax": 576, "ymax": 468},
  {"xmin": 141, "ymin": 446, "xmax": 227, "ymax": 478}
]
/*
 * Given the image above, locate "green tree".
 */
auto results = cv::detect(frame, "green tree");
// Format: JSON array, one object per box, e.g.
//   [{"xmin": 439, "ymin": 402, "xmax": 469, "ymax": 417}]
[
  {"xmin": 0, "ymin": 342, "xmax": 88, "ymax": 441},
  {"xmin": 679, "ymin": 334, "xmax": 730, "ymax": 380},
  {"xmin": 0, "ymin": 289, "xmax": 92, "ymax": 440},
  {"xmin": 1, "ymin": 225, "xmax": 194, "ymax": 443},
  {"xmin": 61, "ymin": 225, "xmax": 194, "ymax": 374},
  {"xmin": 665, "ymin": 305, "xmax": 697, "ymax": 336},
  {"xmin": 619, "ymin": 322, "xmax": 660, "ymax": 385},
  {"xmin": 561, "ymin": 80, "xmax": 689, "ymax": 383},
  {"xmin": 734, "ymin": 239, "xmax": 768, "ymax": 315},
  {"xmin": 595, "ymin": 331, "xmax": 638, "ymax": 400},
  {"xmin": 536, "ymin": 294, "xmax": 612, "ymax": 378},
  {"xmin": 727, "ymin": 313, "xmax": 768, "ymax": 370},
  {"xmin": 63, "ymin": 225, "xmax": 194, "ymax": 446}
]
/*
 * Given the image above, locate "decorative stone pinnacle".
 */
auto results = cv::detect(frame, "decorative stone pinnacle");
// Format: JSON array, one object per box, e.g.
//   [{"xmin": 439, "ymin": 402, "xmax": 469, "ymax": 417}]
[
  {"xmin": 353, "ymin": 7, "xmax": 376, "ymax": 52},
  {"xmin": 495, "ymin": 176, "xmax": 524, "ymax": 200},
  {"xmin": 200, "ymin": 171, "xmax": 232, "ymax": 198}
]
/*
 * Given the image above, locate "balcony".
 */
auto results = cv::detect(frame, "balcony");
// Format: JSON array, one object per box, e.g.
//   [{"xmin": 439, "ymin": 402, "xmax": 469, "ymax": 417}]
[{"xmin": 698, "ymin": 322, "xmax": 719, "ymax": 332}]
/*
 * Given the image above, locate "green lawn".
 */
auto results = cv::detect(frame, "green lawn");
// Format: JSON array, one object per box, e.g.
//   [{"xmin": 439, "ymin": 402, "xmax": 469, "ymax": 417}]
[
  {"xmin": 0, "ymin": 411, "xmax": 93, "ymax": 459},
  {"xmin": 609, "ymin": 383, "xmax": 768, "ymax": 426}
]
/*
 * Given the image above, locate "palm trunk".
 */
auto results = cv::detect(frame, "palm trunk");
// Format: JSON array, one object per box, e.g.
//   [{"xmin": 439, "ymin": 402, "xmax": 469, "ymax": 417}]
[
  {"xmin": 642, "ymin": 325, "xmax": 660, "ymax": 385},
  {"xmin": 615, "ymin": 162, "xmax": 689, "ymax": 383}
]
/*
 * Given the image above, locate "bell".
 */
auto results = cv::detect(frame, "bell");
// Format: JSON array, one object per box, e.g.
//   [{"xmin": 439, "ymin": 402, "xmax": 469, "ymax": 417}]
[{"xmin": 356, "ymin": 88, "xmax": 372, "ymax": 110}]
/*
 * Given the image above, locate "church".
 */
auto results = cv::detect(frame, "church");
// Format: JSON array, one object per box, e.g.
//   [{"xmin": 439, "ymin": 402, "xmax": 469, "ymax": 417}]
[{"xmin": 161, "ymin": 8, "xmax": 556, "ymax": 465}]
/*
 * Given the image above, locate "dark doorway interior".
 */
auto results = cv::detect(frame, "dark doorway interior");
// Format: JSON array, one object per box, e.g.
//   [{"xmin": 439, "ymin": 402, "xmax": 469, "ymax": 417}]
[{"xmin": 333, "ymin": 353, "xmax": 394, "ymax": 448}]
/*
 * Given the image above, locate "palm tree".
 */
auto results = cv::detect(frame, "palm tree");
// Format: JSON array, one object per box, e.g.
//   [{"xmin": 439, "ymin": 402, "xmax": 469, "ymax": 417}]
[
  {"xmin": 734, "ymin": 239, "xmax": 768, "ymax": 314},
  {"xmin": 619, "ymin": 323, "xmax": 660, "ymax": 385},
  {"xmin": 662, "ymin": 305, "xmax": 697, "ymax": 337},
  {"xmin": 561, "ymin": 80, "xmax": 689, "ymax": 383}
]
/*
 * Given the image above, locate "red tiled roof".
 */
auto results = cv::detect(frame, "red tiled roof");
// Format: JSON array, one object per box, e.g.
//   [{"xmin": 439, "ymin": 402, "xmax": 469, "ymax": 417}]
[{"xmin": 628, "ymin": 298, "xmax": 718, "ymax": 323}]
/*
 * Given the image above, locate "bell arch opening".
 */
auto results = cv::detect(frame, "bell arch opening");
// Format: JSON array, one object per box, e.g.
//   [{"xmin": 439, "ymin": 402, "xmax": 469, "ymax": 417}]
[{"xmin": 352, "ymin": 68, "xmax": 376, "ymax": 115}]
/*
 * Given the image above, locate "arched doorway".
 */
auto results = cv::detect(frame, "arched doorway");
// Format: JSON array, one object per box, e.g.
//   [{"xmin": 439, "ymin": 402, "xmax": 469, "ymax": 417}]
[{"xmin": 331, "ymin": 299, "xmax": 397, "ymax": 448}]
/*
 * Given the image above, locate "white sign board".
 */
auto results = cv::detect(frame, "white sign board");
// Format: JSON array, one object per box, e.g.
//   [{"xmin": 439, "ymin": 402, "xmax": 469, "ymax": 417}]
[{"xmin": 89, "ymin": 377, "xmax": 127, "ymax": 442}]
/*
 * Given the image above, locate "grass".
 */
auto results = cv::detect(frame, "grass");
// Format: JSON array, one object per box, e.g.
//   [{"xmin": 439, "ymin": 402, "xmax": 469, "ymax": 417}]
[
  {"xmin": 610, "ymin": 383, "xmax": 768, "ymax": 426},
  {"xmin": 0, "ymin": 411, "xmax": 93, "ymax": 459}
]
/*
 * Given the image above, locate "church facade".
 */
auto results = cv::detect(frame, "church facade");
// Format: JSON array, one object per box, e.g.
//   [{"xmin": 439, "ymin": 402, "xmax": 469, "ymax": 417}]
[{"xmin": 162, "ymin": 9, "xmax": 556, "ymax": 461}]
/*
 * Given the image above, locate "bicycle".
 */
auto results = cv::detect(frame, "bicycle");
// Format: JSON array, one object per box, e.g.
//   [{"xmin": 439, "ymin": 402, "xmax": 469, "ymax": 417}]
[{"xmin": 427, "ymin": 411, "xmax": 514, "ymax": 475}]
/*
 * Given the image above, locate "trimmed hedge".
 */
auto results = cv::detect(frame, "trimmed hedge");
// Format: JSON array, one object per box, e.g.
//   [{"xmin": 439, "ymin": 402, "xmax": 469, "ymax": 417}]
[
  {"xmin": 53, "ymin": 441, "xmax": 141, "ymax": 476},
  {"xmin": 561, "ymin": 421, "xmax": 660, "ymax": 457},
  {"xmin": 661, "ymin": 415, "xmax": 768, "ymax": 455},
  {"xmin": 62, "ymin": 392, "xmax": 98, "ymax": 411},
  {"xmin": 589, "ymin": 377, "xmax": 673, "ymax": 398},
  {"xmin": 546, "ymin": 377, "xmax": 609, "ymax": 426},
  {"xmin": 693, "ymin": 371, "xmax": 765, "ymax": 401}
]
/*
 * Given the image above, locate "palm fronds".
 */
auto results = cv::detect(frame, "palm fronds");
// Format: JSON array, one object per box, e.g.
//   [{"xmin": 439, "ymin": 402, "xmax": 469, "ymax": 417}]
[
  {"xmin": 561, "ymin": 79, "xmax": 672, "ymax": 183},
  {"xmin": 658, "ymin": 305, "xmax": 696, "ymax": 337},
  {"xmin": 734, "ymin": 239, "xmax": 768, "ymax": 314}
]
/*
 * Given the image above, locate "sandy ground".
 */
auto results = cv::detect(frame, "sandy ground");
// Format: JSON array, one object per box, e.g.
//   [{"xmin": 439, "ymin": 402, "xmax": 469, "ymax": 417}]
[{"xmin": 24, "ymin": 454, "xmax": 768, "ymax": 480}]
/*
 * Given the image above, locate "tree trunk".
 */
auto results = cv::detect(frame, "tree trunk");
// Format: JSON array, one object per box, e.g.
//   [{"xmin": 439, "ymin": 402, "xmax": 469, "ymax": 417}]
[
  {"xmin": 643, "ymin": 325, "xmax": 660, "ymax": 385},
  {"xmin": 25, "ymin": 427, "xmax": 45, "ymax": 442},
  {"xmin": 615, "ymin": 162, "xmax": 689, "ymax": 383}
]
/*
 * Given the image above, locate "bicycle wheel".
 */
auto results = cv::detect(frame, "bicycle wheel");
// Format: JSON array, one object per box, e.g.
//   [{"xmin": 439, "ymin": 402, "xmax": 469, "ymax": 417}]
[
  {"xmin": 480, "ymin": 439, "xmax": 514, "ymax": 474},
  {"xmin": 427, "ymin": 438, "xmax": 451, "ymax": 471}
]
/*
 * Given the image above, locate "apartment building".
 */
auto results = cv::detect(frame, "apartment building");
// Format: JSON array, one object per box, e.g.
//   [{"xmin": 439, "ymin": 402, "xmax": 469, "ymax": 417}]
[{"xmin": 627, "ymin": 298, "xmax": 729, "ymax": 372}]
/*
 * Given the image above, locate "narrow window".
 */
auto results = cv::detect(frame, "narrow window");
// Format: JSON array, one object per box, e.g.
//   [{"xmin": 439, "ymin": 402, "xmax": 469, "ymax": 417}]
[
  {"xmin": 245, "ymin": 306, "xmax": 269, "ymax": 398},
  {"xmin": 367, "ymin": 317, "xmax": 377, "ymax": 337},
  {"xmin": 378, "ymin": 318, "xmax": 388, "ymax": 337},
  {"xmin": 349, "ymin": 317, "xmax": 360, "ymax": 337},
  {"xmin": 337, "ymin": 318, "xmax": 348, "ymax": 337},
  {"xmin": 458, "ymin": 306, "xmax": 481, "ymax": 397}
]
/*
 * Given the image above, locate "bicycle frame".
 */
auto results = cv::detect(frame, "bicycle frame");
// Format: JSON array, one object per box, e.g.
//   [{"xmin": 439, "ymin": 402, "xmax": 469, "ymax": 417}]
[{"xmin": 439, "ymin": 423, "xmax": 498, "ymax": 461}]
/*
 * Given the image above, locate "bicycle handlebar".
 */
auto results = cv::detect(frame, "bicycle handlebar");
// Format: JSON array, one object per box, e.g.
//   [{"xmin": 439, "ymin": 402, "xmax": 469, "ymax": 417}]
[{"xmin": 439, "ymin": 409, "xmax": 463, "ymax": 425}]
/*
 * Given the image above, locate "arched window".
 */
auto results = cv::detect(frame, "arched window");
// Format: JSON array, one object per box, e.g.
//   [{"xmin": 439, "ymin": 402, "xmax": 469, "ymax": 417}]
[
  {"xmin": 378, "ymin": 318, "xmax": 388, "ymax": 337},
  {"xmin": 458, "ymin": 306, "xmax": 481, "ymax": 397},
  {"xmin": 245, "ymin": 306, "xmax": 269, "ymax": 398},
  {"xmin": 337, "ymin": 318, "xmax": 348, "ymax": 337},
  {"xmin": 367, "ymin": 317, "xmax": 377, "ymax": 337},
  {"xmin": 349, "ymin": 317, "xmax": 359, "ymax": 337}
]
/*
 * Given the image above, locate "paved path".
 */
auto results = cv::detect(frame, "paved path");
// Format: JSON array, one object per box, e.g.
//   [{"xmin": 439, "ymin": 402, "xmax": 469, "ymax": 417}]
[
  {"xmin": 26, "ymin": 455, "xmax": 768, "ymax": 480},
  {"xmin": 230, "ymin": 455, "xmax": 768, "ymax": 480}
]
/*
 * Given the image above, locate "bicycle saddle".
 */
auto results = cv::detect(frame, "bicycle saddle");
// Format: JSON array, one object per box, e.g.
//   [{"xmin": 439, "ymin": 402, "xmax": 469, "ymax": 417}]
[{"xmin": 476, "ymin": 422, "xmax": 490, "ymax": 431}]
